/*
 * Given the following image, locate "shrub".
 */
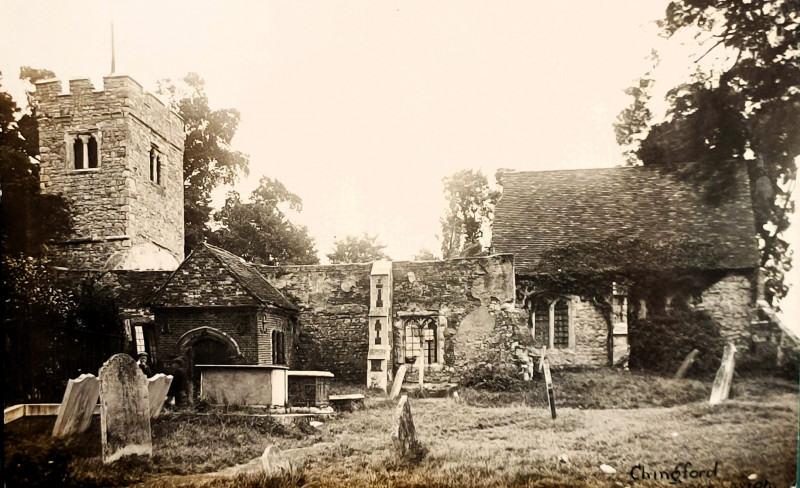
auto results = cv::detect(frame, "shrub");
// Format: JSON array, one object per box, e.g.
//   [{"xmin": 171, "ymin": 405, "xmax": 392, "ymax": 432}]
[
  {"xmin": 459, "ymin": 351, "xmax": 528, "ymax": 392},
  {"xmin": 4, "ymin": 437, "xmax": 75, "ymax": 487},
  {"xmin": 629, "ymin": 306, "xmax": 724, "ymax": 378}
]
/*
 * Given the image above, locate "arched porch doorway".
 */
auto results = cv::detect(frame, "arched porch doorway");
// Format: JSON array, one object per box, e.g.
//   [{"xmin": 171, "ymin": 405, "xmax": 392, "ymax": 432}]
[{"xmin": 176, "ymin": 327, "xmax": 243, "ymax": 401}]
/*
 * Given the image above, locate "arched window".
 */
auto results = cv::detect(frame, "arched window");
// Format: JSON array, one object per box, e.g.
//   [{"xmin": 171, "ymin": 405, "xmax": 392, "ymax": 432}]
[
  {"xmin": 404, "ymin": 317, "xmax": 437, "ymax": 364},
  {"xmin": 156, "ymin": 155, "xmax": 162, "ymax": 185},
  {"xmin": 529, "ymin": 297, "xmax": 571, "ymax": 349},
  {"xmin": 73, "ymin": 138, "xmax": 84, "ymax": 169},
  {"xmin": 87, "ymin": 135, "xmax": 98, "ymax": 168},
  {"xmin": 149, "ymin": 148, "xmax": 159, "ymax": 183}
]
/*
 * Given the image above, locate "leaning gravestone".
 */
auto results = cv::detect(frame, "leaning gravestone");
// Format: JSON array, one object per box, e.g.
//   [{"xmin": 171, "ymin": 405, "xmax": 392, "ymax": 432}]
[
  {"xmin": 389, "ymin": 364, "xmax": 409, "ymax": 400},
  {"xmin": 52, "ymin": 374, "xmax": 100, "ymax": 438},
  {"xmin": 709, "ymin": 343, "xmax": 737, "ymax": 405},
  {"xmin": 391, "ymin": 395, "xmax": 426, "ymax": 461},
  {"xmin": 99, "ymin": 354, "xmax": 152, "ymax": 463},
  {"xmin": 674, "ymin": 349, "xmax": 700, "ymax": 379},
  {"xmin": 147, "ymin": 374, "xmax": 173, "ymax": 418}
]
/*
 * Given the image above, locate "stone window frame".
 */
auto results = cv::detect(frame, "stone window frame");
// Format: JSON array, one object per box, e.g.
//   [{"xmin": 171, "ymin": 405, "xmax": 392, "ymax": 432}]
[
  {"xmin": 271, "ymin": 330, "xmax": 286, "ymax": 365},
  {"xmin": 530, "ymin": 296, "xmax": 575, "ymax": 350},
  {"xmin": 399, "ymin": 313, "xmax": 445, "ymax": 370},
  {"xmin": 65, "ymin": 129, "xmax": 101, "ymax": 172},
  {"xmin": 149, "ymin": 145, "xmax": 163, "ymax": 186}
]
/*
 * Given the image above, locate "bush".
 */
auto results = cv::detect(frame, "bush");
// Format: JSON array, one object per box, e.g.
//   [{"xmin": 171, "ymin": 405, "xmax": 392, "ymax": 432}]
[
  {"xmin": 629, "ymin": 307, "xmax": 724, "ymax": 379},
  {"xmin": 459, "ymin": 351, "xmax": 528, "ymax": 392}
]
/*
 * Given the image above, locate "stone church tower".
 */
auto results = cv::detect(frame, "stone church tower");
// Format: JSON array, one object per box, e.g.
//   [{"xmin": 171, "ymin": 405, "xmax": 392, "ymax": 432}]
[{"xmin": 35, "ymin": 76, "xmax": 184, "ymax": 270}]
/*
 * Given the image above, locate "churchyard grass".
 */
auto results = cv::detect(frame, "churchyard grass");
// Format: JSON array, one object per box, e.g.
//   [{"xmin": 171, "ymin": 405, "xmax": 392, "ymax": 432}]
[{"xmin": 4, "ymin": 372, "xmax": 797, "ymax": 487}]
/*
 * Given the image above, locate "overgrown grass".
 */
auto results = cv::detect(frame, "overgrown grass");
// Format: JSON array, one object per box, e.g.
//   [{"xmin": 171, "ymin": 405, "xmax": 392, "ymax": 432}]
[{"xmin": 5, "ymin": 371, "xmax": 798, "ymax": 487}]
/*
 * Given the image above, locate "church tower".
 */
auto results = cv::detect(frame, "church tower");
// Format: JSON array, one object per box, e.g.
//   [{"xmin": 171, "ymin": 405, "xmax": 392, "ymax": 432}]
[{"xmin": 35, "ymin": 76, "xmax": 185, "ymax": 270}]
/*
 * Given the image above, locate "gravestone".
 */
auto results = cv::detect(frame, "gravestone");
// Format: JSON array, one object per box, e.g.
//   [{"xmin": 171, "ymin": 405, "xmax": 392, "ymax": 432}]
[
  {"xmin": 147, "ymin": 374, "xmax": 173, "ymax": 418},
  {"xmin": 100, "ymin": 354, "xmax": 152, "ymax": 463},
  {"xmin": 261, "ymin": 445, "xmax": 292, "ymax": 474},
  {"xmin": 709, "ymin": 343, "xmax": 737, "ymax": 405},
  {"xmin": 674, "ymin": 349, "xmax": 700, "ymax": 379},
  {"xmin": 391, "ymin": 395, "xmax": 425, "ymax": 461},
  {"xmin": 389, "ymin": 364, "xmax": 409, "ymax": 400},
  {"xmin": 539, "ymin": 347, "xmax": 556, "ymax": 419},
  {"xmin": 52, "ymin": 374, "xmax": 100, "ymax": 437}
]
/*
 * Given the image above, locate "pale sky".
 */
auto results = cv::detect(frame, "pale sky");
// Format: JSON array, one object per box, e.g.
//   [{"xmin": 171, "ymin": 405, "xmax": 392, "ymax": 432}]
[{"xmin": 1, "ymin": 0, "xmax": 797, "ymax": 324}]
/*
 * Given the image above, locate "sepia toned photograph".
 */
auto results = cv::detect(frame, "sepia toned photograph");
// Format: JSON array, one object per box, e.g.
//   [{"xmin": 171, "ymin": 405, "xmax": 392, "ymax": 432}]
[{"xmin": 2, "ymin": 1, "xmax": 798, "ymax": 487}]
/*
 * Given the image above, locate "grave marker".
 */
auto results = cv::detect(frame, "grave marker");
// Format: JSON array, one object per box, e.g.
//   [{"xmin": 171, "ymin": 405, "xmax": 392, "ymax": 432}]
[
  {"xmin": 52, "ymin": 374, "xmax": 100, "ymax": 438},
  {"xmin": 539, "ymin": 347, "xmax": 556, "ymax": 419},
  {"xmin": 147, "ymin": 374, "xmax": 173, "ymax": 418},
  {"xmin": 391, "ymin": 395, "xmax": 425, "ymax": 461},
  {"xmin": 389, "ymin": 364, "xmax": 409, "ymax": 400},
  {"xmin": 100, "ymin": 354, "xmax": 152, "ymax": 463},
  {"xmin": 260, "ymin": 445, "xmax": 292, "ymax": 475},
  {"xmin": 709, "ymin": 343, "xmax": 737, "ymax": 405},
  {"xmin": 674, "ymin": 349, "xmax": 700, "ymax": 379}
]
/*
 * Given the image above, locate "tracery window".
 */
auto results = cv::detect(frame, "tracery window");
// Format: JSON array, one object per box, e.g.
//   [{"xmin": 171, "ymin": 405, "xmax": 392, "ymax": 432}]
[{"xmin": 403, "ymin": 317, "xmax": 437, "ymax": 364}]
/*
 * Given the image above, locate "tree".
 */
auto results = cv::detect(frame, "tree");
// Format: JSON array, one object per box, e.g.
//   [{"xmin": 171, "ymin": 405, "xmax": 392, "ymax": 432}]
[
  {"xmin": 614, "ymin": 0, "xmax": 799, "ymax": 306},
  {"xmin": 413, "ymin": 248, "xmax": 437, "ymax": 261},
  {"xmin": 0, "ymin": 69, "xmax": 71, "ymax": 256},
  {"xmin": 158, "ymin": 74, "xmax": 250, "ymax": 255},
  {"xmin": 327, "ymin": 233, "xmax": 389, "ymax": 264},
  {"xmin": 207, "ymin": 176, "xmax": 319, "ymax": 265},
  {"xmin": 439, "ymin": 169, "xmax": 500, "ymax": 259}
]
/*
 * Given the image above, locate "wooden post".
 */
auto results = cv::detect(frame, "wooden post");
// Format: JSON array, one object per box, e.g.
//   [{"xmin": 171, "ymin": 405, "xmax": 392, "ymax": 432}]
[{"xmin": 539, "ymin": 347, "xmax": 556, "ymax": 420}]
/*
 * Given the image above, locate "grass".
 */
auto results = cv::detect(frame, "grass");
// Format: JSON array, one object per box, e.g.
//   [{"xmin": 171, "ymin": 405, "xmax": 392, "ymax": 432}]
[{"xmin": 4, "ymin": 370, "xmax": 798, "ymax": 487}]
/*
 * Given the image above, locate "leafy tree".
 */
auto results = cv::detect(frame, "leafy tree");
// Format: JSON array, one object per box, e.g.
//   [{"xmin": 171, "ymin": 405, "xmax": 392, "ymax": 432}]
[
  {"xmin": 327, "ymin": 233, "xmax": 389, "ymax": 264},
  {"xmin": 439, "ymin": 169, "xmax": 500, "ymax": 259},
  {"xmin": 413, "ymin": 248, "xmax": 437, "ymax": 261},
  {"xmin": 0, "ymin": 70, "xmax": 71, "ymax": 256},
  {"xmin": 208, "ymin": 176, "xmax": 318, "ymax": 265},
  {"xmin": 158, "ymin": 73, "xmax": 250, "ymax": 255},
  {"xmin": 615, "ymin": 0, "xmax": 799, "ymax": 306}
]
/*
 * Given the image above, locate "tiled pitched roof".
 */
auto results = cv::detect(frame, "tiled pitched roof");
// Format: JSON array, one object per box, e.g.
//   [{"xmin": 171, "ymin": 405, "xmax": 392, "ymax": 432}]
[
  {"xmin": 149, "ymin": 243, "xmax": 298, "ymax": 310},
  {"xmin": 204, "ymin": 244, "xmax": 298, "ymax": 311},
  {"xmin": 106, "ymin": 271, "xmax": 172, "ymax": 308},
  {"xmin": 491, "ymin": 163, "xmax": 759, "ymax": 275}
]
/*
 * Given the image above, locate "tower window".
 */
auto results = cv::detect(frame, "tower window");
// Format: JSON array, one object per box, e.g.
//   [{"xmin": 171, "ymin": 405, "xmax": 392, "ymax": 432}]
[
  {"xmin": 69, "ymin": 131, "xmax": 100, "ymax": 170},
  {"xmin": 149, "ymin": 148, "xmax": 162, "ymax": 184}
]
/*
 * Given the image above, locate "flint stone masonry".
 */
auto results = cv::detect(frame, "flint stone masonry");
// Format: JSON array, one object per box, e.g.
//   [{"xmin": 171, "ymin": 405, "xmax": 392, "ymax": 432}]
[
  {"xmin": 52, "ymin": 374, "xmax": 100, "ymax": 438},
  {"xmin": 35, "ymin": 76, "xmax": 184, "ymax": 270},
  {"xmin": 99, "ymin": 354, "xmax": 152, "ymax": 463}
]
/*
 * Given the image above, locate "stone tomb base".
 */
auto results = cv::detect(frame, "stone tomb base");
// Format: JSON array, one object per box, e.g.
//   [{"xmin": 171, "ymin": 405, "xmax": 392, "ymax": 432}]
[{"xmin": 199, "ymin": 365, "xmax": 288, "ymax": 407}]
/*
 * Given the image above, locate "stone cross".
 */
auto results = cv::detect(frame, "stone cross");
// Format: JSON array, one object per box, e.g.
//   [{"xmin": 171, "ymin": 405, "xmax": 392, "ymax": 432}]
[
  {"xmin": 709, "ymin": 343, "xmax": 737, "ymax": 405},
  {"xmin": 147, "ymin": 374, "xmax": 173, "ymax": 418},
  {"xmin": 52, "ymin": 374, "xmax": 100, "ymax": 438},
  {"xmin": 99, "ymin": 353, "xmax": 152, "ymax": 463},
  {"xmin": 674, "ymin": 349, "xmax": 700, "ymax": 379}
]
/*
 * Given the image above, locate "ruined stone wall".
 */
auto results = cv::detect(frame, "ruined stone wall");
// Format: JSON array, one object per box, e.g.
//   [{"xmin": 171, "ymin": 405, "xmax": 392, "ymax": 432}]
[
  {"xmin": 695, "ymin": 272, "xmax": 756, "ymax": 346},
  {"xmin": 35, "ymin": 76, "xmax": 184, "ymax": 269},
  {"xmin": 258, "ymin": 263, "xmax": 372, "ymax": 381}
]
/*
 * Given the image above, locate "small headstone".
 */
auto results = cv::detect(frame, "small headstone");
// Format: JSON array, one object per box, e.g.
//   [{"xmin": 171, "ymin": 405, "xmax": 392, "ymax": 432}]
[
  {"xmin": 674, "ymin": 349, "xmax": 700, "ymax": 379},
  {"xmin": 309, "ymin": 421, "xmax": 324, "ymax": 429},
  {"xmin": 100, "ymin": 354, "xmax": 152, "ymax": 463},
  {"xmin": 147, "ymin": 374, "xmax": 173, "ymax": 418},
  {"xmin": 261, "ymin": 445, "xmax": 292, "ymax": 475},
  {"xmin": 52, "ymin": 374, "xmax": 100, "ymax": 438},
  {"xmin": 709, "ymin": 343, "xmax": 737, "ymax": 405},
  {"xmin": 389, "ymin": 364, "xmax": 409, "ymax": 400},
  {"xmin": 391, "ymin": 395, "xmax": 425, "ymax": 461}
]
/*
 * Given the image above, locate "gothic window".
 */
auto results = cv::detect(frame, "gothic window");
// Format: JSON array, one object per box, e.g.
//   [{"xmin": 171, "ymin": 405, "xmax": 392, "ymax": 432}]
[
  {"xmin": 71, "ymin": 132, "xmax": 100, "ymax": 169},
  {"xmin": 553, "ymin": 299, "xmax": 569, "ymax": 348},
  {"xmin": 529, "ymin": 297, "xmax": 571, "ymax": 349},
  {"xmin": 404, "ymin": 317, "xmax": 437, "ymax": 364}
]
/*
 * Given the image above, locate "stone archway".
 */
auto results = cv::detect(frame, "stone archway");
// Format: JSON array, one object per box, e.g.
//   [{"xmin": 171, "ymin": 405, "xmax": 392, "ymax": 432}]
[{"xmin": 176, "ymin": 327, "xmax": 243, "ymax": 401}]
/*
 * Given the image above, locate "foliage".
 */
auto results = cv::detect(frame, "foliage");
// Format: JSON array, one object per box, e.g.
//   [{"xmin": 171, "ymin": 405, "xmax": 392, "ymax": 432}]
[
  {"xmin": 412, "ymin": 248, "xmax": 437, "ymax": 261},
  {"xmin": 327, "ymin": 233, "xmax": 389, "ymax": 264},
  {"xmin": 440, "ymin": 169, "xmax": 500, "ymax": 259},
  {"xmin": 628, "ymin": 306, "xmax": 725, "ymax": 379},
  {"xmin": 208, "ymin": 176, "xmax": 319, "ymax": 265},
  {"xmin": 4, "ymin": 437, "xmax": 75, "ymax": 487},
  {"xmin": 0, "ymin": 70, "xmax": 71, "ymax": 255},
  {"xmin": 459, "ymin": 350, "xmax": 528, "ymax": 392},
  {"xmin": 158, "ymin": 73, "xmax": 250, "ymax": 255},
  {"xmin": 614, "ymin": 0, "xmax": 799, "ymax": 306}
]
